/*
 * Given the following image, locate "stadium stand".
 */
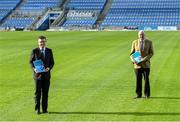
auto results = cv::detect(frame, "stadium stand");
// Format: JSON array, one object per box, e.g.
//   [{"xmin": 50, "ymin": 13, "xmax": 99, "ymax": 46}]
[
  {"xmin": 68, "ymin": 0, "xmax": 106, "ymax": 10},
  {"xmin": 0, "ymin": 0, "xmax": 21, "ymax": 22},
  {"xmin": 61, "ymin": 0, "xmax": 107, "ymax": 28},
  {"xmin": 102, "ymin": 0, "xmax": 180, "ymax": 27},
  {"xmin": 1, "ymin": 0, "xmax": 180, "ymax": 30},
  {"xmin": 62, "ymin": 10, "xmax": 98, "ymax": 27},
  {"xmin": 1, "ymin": 0, "xmax": 61, "ymax": 29},
  {"xmin": 2, "ymin": 17, "xmax": 35, "ymax": 29},
  {"xmin": 20, "ymin": 0, "xmax": 61, "ymax": 11}
]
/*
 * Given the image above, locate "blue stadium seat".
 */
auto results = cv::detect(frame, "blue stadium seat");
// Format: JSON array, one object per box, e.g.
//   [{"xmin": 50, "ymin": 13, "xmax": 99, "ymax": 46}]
[
  {"xmin": 1, "ymin": 17, "xmax": 35, "ymax": 28},
  {"xmin": 0, "ymin": 0, "xmax": 21, "ymax": 22},
  {"xmin": 101, "ymin": 0, "xmax": 180, "ymax": 27},
  {"xmin": 1, "ymin": 0, "xmax": 62, "ymax": 29},
  {"xmin": 20, "ymin": 0, "xmax": 61, "ymax": 11},
  {"xmin": 61, "ymin": 0, "xmax": 107, "ymax": 27}
]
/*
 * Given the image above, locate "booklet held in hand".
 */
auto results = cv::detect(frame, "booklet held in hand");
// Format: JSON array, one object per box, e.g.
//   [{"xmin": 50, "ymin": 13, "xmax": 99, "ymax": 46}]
[
  {"xmin": 131, "ymin": 51, "xmax": 142, "ymax": 64},
  {"xmin": 33, "ymin": 59, "xmax": 45, "ymax": 73}
]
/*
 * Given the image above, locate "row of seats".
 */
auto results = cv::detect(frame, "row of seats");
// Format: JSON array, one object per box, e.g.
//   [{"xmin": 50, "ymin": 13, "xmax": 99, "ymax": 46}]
[
  {"xmin": 63, "ymin": 20, "xmax": 96, "ymax": 26},
  {"xmin": 68, "ymin": 0, "xmax": 106, "ymax": 10},
  {"xmin": 105, "ymin": 22, "xmax": 180, "ymax": 26},
  {"xmin": 67, "ymin": 10, "xmax": 98, "ymax": 17},
  {"xmin": 102, "ymin": 0, "xmax": 180, "ymax": 27},
  {"xmin": 0, "ymin": 10, "xmax": 9, "ymax": 20},
  {"xmin": 62, "ymin": 16, "xmax": 97, "ymax": 27},
  {"xmin": 1, "ymin": 17, "xmax": 35, "ymax": 28},
  {"xmin": 1, "ymin": 0, "xmax": 62, "ymax": 29},
  {"xmin": 0, "ymin": 3, "xmax": 20, "ymax": 10},
  {"xmin": 66, "ymin": 17, "xmax": 97, "ymax": 20},
  {"xmin": 3, "ymin": 0, "xmax": 180, "ymax": 29},
  {"xmin": 61, "ymin": 0, "xmax": 106, "ymax": 27},
  {"xmin": 0, "ymin": 0, "xmax": 21, "ymax": 22},
  {"xmin": 20, "ymin": 0, "xmax": 61, "ymax": 11}
]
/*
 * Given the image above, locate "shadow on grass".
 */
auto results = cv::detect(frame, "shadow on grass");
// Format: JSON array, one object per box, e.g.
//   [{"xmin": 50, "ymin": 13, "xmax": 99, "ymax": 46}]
[
  {"xmin": 49, "ymin": 112, "xmax": 180, "ymax": 116},
  {"xmin": 49, "ymin": 97, "xmax": 180, "ymax": 116}
]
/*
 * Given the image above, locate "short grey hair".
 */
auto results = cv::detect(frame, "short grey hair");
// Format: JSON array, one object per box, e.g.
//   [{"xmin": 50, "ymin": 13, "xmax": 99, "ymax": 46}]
[{"xmin": 138, "ymin": 30, "xmax": 145, "ymax": 36}]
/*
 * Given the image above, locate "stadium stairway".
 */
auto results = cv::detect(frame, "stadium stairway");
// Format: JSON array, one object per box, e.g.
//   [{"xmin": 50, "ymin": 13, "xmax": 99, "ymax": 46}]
[
  {"xmin": 94, "ymin": 0, "xmax": 113, "ymax": 28},
  {"xmin": 60, "ymin": 0, "xmax": 70, "ymax": 8},
  {"xmin": 30, "ymin": 0, "xmax": 69, "ymax": 30},
  {"xmin": 0, "ymin": 0, "xmax": 23, "ymax": 26},
  {"xmin": 51, "ymin": 0, "xmax": 70, "ymax": 27},
  {"xmin": 35, "ymin": 9, "xmax": 64, "ymax": 30},
  {"xmin": 31, "ymin": 9, "xmax": 51, "ymax": 30},
  {"xmin": 14, "ymin": 0, "xmax": 26, "ymax": 10},
  {"xmin": 51, "ymin": 9, "xmax": 69, "ymax": 27},
  {"xmin": 1, "ymin": 0, "xmax": 62, "ymax": 30},
  {"xmin": 58, "ymin": 0, "xmax": 107, "ymax": 29}
]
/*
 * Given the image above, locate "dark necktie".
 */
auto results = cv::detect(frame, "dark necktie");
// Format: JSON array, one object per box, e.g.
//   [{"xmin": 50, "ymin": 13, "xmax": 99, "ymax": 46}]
[
  {"xmin": 41, "ymin": 48, "xmax": 45, "ymax": 59},
  {"xmin": 140, "ymin": 41, "xmax": 144, "ymax": 52}
]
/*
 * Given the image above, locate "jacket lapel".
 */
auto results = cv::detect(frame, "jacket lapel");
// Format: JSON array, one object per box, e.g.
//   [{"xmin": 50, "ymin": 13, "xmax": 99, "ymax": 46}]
[
  {"xmin": 138, "ymin": 39, "xmax": 145, "ymax": 55},
  {"xmin": 137, "ymin": 39, "xmax": 140, "ymax": 51},
  {"xmin": 143, "ymin": 39, "xmax": 147, "ymax": 52},
  {"xmin": 36, "ymin": 48, "xmax": 41, "ymax": 59},
  {"xmin": 45, "ymin": 49, "xmax": 49, "ymax": 61}
]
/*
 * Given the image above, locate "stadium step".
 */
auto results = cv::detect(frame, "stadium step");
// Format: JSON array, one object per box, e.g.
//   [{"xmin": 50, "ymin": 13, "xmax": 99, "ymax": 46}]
[
  {"xmin": 46, "ymin": 0, "xmax": 70, "ymax": 28},
  {"xmin": 29, "ymin": 9, "xmax": 50, "ymax": 30},
  {"xmin": 94, "ymin": 0, "xmax": 113, "ymax": 28},
  {"xmin": 60, "ymin": 0, "xmax": 70, "ymax": 8},
  {"xmin": 0, "ymin": 0, "xmax": 24, "ymax": 26},
  {"xmin": 31, "ymin": 3, "xmax": 70, "ymax": 30},
  {"xmin": 51, "ymin": 9, "xmax": 69, "ymax": 27},
  {"xmin": 15, "ymin": 0, "xmax": 26, "ymax": 10}
]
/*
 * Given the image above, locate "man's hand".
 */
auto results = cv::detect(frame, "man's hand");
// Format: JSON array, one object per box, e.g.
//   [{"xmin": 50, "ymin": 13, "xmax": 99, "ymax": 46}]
[
  {"xmin": 34, "ymin": 68, "xmax": 38, "ymax": 73},
  {"xmin": 45, "ymin": 67, "xmax": 50, "ymax": 72},
  {"xmin": 136, "ymin": 60, "xmax": 143, "ymax": 65},
  {"xmin": 34, "ymin": 68, "xmax": 42, "ymax": 78}
]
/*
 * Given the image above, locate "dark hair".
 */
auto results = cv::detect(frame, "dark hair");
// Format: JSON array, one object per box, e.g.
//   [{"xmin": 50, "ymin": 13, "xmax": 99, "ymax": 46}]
[{"xmin": 38, "ymin": 36, "xmax": 46, "ymax": 40}]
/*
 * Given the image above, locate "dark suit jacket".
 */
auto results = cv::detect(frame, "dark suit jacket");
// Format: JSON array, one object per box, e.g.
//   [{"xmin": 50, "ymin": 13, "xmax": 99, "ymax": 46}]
[{"xmin": 29, "ymin": 47, "xmax": 54, "ymax": 80}]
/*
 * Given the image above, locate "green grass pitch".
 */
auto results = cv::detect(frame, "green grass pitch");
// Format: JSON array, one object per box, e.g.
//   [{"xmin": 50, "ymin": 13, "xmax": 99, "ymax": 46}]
[{"xmin": 0, "ymin": 31, "xmax": 180, "ymax": 121}]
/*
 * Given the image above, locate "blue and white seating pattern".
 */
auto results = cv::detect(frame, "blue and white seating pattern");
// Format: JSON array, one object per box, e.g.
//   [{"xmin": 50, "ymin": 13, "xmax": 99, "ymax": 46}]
[
  {"xmin": 1, "ymin": 0, "xmax": 61, "ymax": 28},
  {"xmin": 0, "ymin": 10, "xmax": 9, "ymax": 21},
  {"xmin": 63, "ymin": 17, "xmax": 97, "ymax": 26},
  {"xmin": 68, "ymin": 0, "xmax": 106, "ymax": 10},
  {"xmin": 62, "ymin": 0, "xmax": 106, "ymax": 27},
  {"xmin": 1, "ymin": 17, "xmax": 35, "ymax": 28},
  {"xmin": 20, "ymin": 0, "xmax": 61, "ymax": 11},
  {"xmin": 0, "ymin": 0, "xmax": 20, "ymax": 10},
  {"xmin": 0, "ymin": 0, "xmax": 21, "ymax": 22},
  {"xmin": 62, "ymin": 10, "xmax": 98, "ymax": 27},
  {"xmin": 102, "ymin": 0, "xmax": 180, "ymax": 27}
]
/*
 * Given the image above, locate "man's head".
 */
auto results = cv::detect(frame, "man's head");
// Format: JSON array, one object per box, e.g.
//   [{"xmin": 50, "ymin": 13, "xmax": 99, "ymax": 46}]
[
  {"xmin": 38, "ymin": 36, "xmax": 46, "ymax": 48},
  {"xmin": 138, "ymin": 30, "xmax": 145, "ymax": 40}
]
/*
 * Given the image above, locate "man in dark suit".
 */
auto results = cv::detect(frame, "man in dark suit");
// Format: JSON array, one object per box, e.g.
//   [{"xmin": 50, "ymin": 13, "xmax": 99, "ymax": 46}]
[
  {"xmin": 29, "ymin": 36, "xmax": 54, "ymax": 114},
  {"xmin": 130, "ymin": 31, "xmax": 154, "ymax": 99}
]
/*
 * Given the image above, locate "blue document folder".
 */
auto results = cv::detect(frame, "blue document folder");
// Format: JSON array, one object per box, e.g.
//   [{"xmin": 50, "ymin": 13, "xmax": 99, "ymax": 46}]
[
  {"xmin": 131, "ymin": 51, "xmax": 142, "ymax": 64},
  {"xmin": 33, "ymin": 60, "xmax": 45, "ymax": 73}
]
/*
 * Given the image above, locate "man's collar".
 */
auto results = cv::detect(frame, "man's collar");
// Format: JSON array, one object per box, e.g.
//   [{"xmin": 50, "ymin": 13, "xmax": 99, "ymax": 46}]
[
  {"xmin": 139, "ymin": 39, "xmax": 145, "ymax": 42},
  {"xmin": 39, "ymin": 47, "xmax": 46, "ymax": 50}
]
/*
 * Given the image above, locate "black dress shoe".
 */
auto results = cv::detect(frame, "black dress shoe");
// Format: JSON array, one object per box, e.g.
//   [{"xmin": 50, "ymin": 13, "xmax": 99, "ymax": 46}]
[
  {"xmin": 145, "ymin": 96, "xmax": 150, "ymax": 99},
  {"xmin": 36, "ymin": 110, "xmax": 41, "ymax": 115},
  {"xmin": 42, "ymin": 111, "xmax": 48, "ymax": 114}
]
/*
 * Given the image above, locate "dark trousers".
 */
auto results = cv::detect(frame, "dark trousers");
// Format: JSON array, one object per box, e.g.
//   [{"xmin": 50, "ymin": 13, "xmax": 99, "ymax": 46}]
[
  {"xmin": 134, "ymin": 68, "xmax": 150, "ymax": 97},
  {"xmin": 34, "ymin": 74, "xmax": 50, "ymax": 112}
]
